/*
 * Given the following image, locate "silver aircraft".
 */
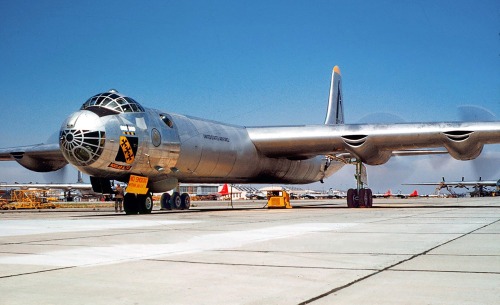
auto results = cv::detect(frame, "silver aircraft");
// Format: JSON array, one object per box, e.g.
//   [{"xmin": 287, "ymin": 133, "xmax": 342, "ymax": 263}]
[
  {"xmin": 404, "ymin": 177, "xmax": 500, "ymax": 196},
  {"xmin": 1, "ymin": 66, "xmax": 500, "ymax": 213}
]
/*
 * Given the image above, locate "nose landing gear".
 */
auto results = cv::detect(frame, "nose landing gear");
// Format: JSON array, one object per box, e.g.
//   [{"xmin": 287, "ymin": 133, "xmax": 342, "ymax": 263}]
[
  {"xmin": 346, "ymin": 160, "xmax": 373, "ymax": 208},
  {"xmin": 123, "ymin": 192, "xmax": 154, "ymax": 214}
]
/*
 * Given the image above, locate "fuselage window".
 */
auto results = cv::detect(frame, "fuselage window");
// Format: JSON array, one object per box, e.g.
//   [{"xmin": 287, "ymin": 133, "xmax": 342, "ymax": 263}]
[
  {"xmin": 160, "ymin": 114, "xmax": 174, "ymax": 128},
  {"xmin": 80, "ymin": 91, "xmax": 145, "ymax": 114}
]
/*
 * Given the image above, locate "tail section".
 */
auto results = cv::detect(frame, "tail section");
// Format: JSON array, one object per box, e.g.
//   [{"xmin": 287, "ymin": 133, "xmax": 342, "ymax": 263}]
[
  {"xmin": 324, "ymin": 66, "xmax": 344, "ymax": 125},
  {"xmin": 219, "ymin": 184, "xmax": 229, "ymax": 196},
  {"xmin": 409, "ymin": 190, "xmax": 419, "ymax": 197}
]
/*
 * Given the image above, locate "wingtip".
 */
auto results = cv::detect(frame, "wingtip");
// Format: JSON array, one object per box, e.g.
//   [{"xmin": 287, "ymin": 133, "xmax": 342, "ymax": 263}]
[{"xmin": 333, "ymin": 66, "xmax": 341, "ymax": 75}]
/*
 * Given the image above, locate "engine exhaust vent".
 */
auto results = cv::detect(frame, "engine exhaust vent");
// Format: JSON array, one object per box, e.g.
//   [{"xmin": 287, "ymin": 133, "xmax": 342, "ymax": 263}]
[
  {"xmin": 443, "ymin": 131, "xmax": 473, "ymax": 142},
  {"xmin": 341, "ymin": 135, "xmax": 367, "ymax": 147}
]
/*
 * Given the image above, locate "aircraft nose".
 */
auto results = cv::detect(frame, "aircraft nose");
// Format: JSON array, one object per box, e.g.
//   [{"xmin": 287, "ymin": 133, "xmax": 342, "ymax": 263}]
[{"xmin": 59, "ymin": 111, "xmax": 106, "ymax": 166}]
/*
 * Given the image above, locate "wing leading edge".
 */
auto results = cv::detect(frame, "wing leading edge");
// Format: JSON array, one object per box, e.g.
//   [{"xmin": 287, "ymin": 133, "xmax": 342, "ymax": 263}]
[
  {"xmin": 0, "ymin": 143, "xmax": 67, "ymax": 172},
  {"xmin": 246, "ymin": 121, "xmax": 500, "ymax": 165}
]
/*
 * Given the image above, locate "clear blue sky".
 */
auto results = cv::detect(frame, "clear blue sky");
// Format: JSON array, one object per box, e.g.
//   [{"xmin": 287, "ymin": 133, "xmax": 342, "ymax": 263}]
[{"xmin": 0, "ymin": 0, "xmax": 499, "ymax": 193}]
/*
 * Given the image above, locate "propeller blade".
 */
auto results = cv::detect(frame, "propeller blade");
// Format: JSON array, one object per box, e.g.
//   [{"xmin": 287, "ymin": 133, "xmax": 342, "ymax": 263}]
[
  {"xmin": 457, "ymin": 105, "xmax": 496, "ymax": 122},
  {"xmin": 43, "ymin": 165, "xmax": 69, "ymax": 183}
]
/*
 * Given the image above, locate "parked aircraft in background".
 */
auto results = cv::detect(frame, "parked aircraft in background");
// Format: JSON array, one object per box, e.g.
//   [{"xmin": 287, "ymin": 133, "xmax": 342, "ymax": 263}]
[
  {"xmin": 246, "ymin": 191, "xmax": 267, "ymax": 200},
  {"xmin": 372, "ymin": 189, "xmax": 419, "ymax": 199},
  {"xmin": 1, "ymin": 66, "xmax": 500, "ymax": 214},
  {"xmin": 0, "ymin": 172, "xmax": 98, "ymax": 201},
  {"xmin": 404, "ymin": 177, "xmax": 500, "ymax": 197},
  {"xmin": 395, "ymin": 190, "xmax": 419, "ymax": 199},
  {"xmin": 301, "ymin": 188, "xmax": 344, "ymax": 199},
  {"xmin": 372, "ymin": 190, "xmax": 393, "ymax": 198},
  {"xmin": 218, "ymin": 183, "xmax": 230, "ymax": 197}
]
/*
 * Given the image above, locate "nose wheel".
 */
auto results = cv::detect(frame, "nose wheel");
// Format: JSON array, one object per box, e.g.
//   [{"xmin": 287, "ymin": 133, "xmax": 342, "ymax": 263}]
[
  {"xmin": 123, "ymin": 192, "xmax": 154, "ymax": 214},
  {"xmin": 346, "ymin": 160, "xmax": 373, "ymax": 208}
]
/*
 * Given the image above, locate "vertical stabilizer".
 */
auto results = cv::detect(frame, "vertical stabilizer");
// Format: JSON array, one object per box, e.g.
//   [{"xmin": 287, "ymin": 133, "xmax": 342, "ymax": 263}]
[
  {"xmin": 324, "ymin": 66, "xmax": 344, "ymax": 125},
  {"xmin": 219, "ymin": 184, "xmax": 229, "ymax": 196}
]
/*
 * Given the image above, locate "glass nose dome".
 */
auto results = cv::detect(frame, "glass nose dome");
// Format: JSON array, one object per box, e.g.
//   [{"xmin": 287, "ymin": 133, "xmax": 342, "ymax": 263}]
[{"xmin": 81, "ymin": 90, "xmax": 145, "ymax": 114}]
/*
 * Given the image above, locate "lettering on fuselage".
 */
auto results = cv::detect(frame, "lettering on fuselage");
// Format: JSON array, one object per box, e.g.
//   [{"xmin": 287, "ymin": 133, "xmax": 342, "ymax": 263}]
[
  {"xmin": 203, "ymin": 134, "xmax": 230, "ymax": 142},
  {"xmin": 108, "ymin": 162, "xmax": 132, "ymax": 171},
  {"xmin": 116, "ymin": 136, "xmax": 138, "ymax": 164}
]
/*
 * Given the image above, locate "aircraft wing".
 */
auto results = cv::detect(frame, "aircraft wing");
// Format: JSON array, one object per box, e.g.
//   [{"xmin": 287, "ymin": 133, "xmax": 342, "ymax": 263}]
[
  {"xmin": 0, "ymin": 183, "xmax": 93, "ymax": 191},
  {"xmin": 0, "ymin": 143, "xmax": 64, "ymax": 161},
  {"xmin": 0, "ymin": 143, "xmax": 67, "ymax": 172},
  {"xmin": 247, "ymin": 121, "xmax": 500, "ymax": 165},
  {"xmin": 403, "ymin": 180, "xmax": 499, "ymax": 187}
]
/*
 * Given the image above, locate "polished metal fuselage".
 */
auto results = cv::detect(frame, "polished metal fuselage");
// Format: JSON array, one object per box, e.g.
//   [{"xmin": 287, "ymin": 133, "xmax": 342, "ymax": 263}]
[
  {"xmin": 59, "ymin": 105, "xmax": 500, "ymax": 194},
  {"xmin": 61, "ymin": 108, "xmax": 341, "ymax": 192}
]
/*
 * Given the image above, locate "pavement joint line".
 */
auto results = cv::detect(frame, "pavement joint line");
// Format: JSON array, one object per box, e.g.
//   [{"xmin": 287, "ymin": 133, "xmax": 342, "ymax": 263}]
[
  {"xmin": 0, "ymin": 229, "xmax": 170, "ymax": 246},
  {"xmin": 7, "ymin": 243, "xmax": 97, "ymax": 248},
  {"xmin": 296, "ymin": 215, "xmax": 500, "ymax": 305},
  {"xmin": 146, "ymin": 258, "xmax": 381, "ymax": 272},
  {"xmin": 0, "ymin": 251, "xmax": 41, "ymax": 255},
  {"xmin": 427, "ymin": 253, "xmax": 500, "ymax": 257},
  {"xmin": 358, "ymin": 209, "xmax": 455, "ymax": 226},
  {"xmin": 371, "ymin": 207, "xmax": 464, "ymax": 222},
  {"xmin": 0, "ymin": 266, "xmax": 75, "ymax": 279},
  {"xmin": 319, "ymin": 231, "xmax": 467, "ymax": 235},
  {"xmin": 215, "ymin": 249, "xmax": 414, "ymax": 256},
  {"xmin": 388, "ymin": 269, "xmax": 500, "ymax": 275}
]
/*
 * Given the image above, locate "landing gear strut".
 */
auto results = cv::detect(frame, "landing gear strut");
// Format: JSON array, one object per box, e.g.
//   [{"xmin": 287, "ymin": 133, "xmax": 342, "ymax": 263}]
[{"xmin": 346, "ymin": 160, "xmax": 373, "ymax": 208}]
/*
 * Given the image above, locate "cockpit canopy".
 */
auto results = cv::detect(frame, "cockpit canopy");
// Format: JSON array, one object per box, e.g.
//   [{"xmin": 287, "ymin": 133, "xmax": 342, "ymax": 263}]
[{"xmin": 81, "ymin": 90, "xmax": 145, "ymax": 114}]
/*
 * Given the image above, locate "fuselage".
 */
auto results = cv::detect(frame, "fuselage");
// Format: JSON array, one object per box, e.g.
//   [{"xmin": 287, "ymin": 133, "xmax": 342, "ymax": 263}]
[{"xmin": 59, "ymin": 91, "xmax": 342, "ymax": 192}]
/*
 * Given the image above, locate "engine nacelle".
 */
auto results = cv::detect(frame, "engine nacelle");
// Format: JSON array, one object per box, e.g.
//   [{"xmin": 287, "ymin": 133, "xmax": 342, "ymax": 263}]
[
  {"xmin": 442, "ymin": 131, "xmax": 483, "ymax": 160},
  {"xmin": 12, "ymin": 152, "xmax": 67, "ymax": 172},
  {"xmin": 341, "ymin": 135, "xmax": 392, "ymax": 165},
  {"xmin": 148, "ymin": 177, "xmax": 179, "ymax": 193}
]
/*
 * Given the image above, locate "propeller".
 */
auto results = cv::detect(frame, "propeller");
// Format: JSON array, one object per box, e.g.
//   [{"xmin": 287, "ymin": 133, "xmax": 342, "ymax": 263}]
[
  {"xmin": 39, "ymin": 132, "xmax": 69, "ymax": 183},
  {"xmin": 43, "ymin": 165, "xmax": 70, "ymax": 183},
  {"xmin": 358, "ymin": 105, "xmax": 499, "ymax": 190},
  {"xmin": 457, "ymin": 105, "xmax": 499, "ymax": 179},
  {"xmin": 357, "ymin": 112, "xmax": 406, "ymax": 124},
  {"xmin": 457, "ymin": 105, "xmax": 496, "ymax": 122}
]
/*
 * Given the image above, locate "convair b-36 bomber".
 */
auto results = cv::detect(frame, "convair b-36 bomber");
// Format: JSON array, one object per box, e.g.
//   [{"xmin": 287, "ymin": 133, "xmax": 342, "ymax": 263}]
[{"xmin": 1, "ymin": 66, "xmax": 500, "ymax": 213}]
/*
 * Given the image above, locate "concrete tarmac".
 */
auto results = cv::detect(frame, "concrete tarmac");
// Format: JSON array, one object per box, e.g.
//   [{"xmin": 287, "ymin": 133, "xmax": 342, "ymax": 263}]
[{"xmin": 0, "ymin": 197, "xmax": 499, "ymax": 305}]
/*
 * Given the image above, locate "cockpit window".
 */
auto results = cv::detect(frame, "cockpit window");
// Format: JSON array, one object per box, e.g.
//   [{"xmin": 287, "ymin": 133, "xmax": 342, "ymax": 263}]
[{"xmin": 81, "ymin": 91, "xmax": 145, "ymax": 113}]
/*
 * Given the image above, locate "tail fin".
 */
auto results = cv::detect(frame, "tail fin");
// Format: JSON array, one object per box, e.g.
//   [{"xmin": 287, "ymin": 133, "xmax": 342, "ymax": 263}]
[
  {"xmin": 409, "ymin": 190, "xmax": 418, "ymax": 197},
  {"xmin": 324, "ymin": 66, "xmax": 344, "ymax": 125},
  {"xmin": 219, "ymin": 184, "xmax": 229, "ymax": 196}
]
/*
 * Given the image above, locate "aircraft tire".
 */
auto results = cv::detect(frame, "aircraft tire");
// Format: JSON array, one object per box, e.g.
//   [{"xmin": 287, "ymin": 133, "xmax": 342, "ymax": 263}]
[
  {"xmin": 171, "ymin": 192, "xmax": 182, "ymax": 210},
  {"xmin": 138, "ymin": 193, "xmax": 153, "ymax": 214},
  {"xmin": 124, "ymin": 193, "xmax": 139, "ymax": 215},
  {"xmin": 366, "ymin": 189, "xmax": 373, "ymax": 208},
  {"xmin": 347, "ymin": 189, "xmax": 359, "ymax": 208},
  {"xmin": 160, "ymin": 193, "xmax": 171, "ymax": 210},
  {"xmin": 359, "ymin": 189, "xmax": 370, "ymax": 208},
  {"xmin": 181, "ymin": 193, "xmax": 191, "ymax": 209}
]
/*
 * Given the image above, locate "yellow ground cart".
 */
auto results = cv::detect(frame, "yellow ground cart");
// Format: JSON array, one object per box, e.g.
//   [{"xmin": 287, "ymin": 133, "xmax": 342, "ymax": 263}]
[{"xmin": 267, "ymin": 190, "xmax": 292, "ymax": 209}]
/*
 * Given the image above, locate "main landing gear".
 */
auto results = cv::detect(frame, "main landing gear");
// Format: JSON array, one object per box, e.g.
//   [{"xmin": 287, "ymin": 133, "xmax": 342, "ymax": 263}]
[
  {"xmin": 160, "ymin": 192, "xmax": 191, "ymax": 210},
  {"xmin": 123, "ymin": 192, "xmax": 154, "ymax": 215},
  {"xmin": 346, "ymin": 160, "xmax": 373, "ymax": 208}
]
